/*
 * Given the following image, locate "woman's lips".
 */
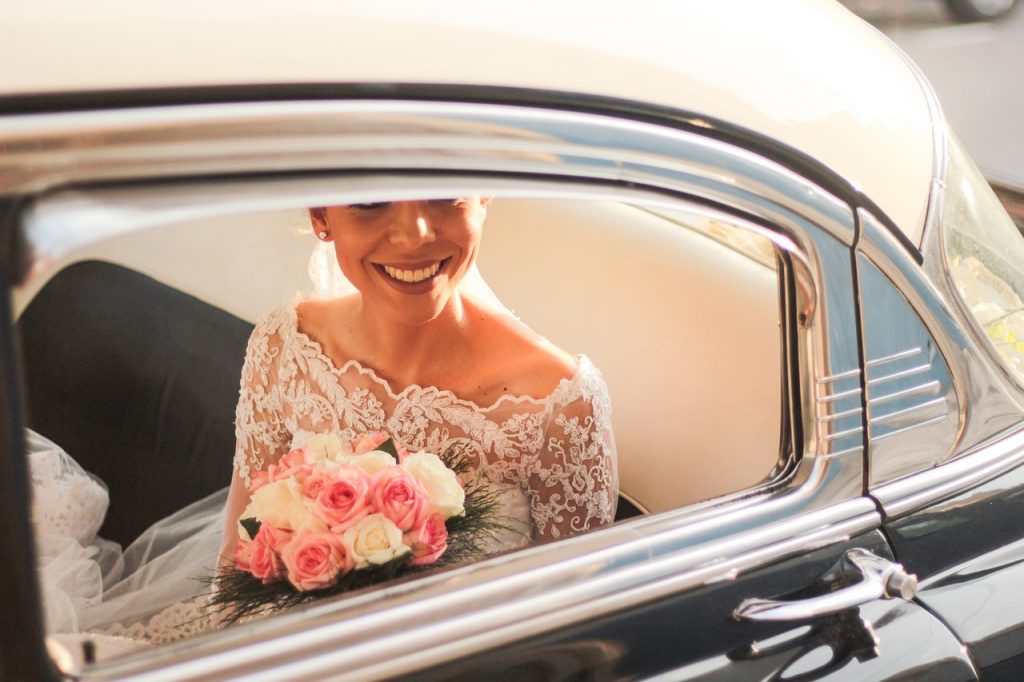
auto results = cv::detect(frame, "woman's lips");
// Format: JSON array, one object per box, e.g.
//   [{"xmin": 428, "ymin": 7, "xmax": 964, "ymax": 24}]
[{"xmin": 374, "ymin": 257, "xmax": 451, "ymax": 292}]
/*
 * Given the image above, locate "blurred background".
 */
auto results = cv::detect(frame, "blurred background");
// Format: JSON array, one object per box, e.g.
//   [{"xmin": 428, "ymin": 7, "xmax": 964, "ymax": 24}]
[{"xmin": 840, "ymin": 0, "xmax": 1023, "ymax": 196}]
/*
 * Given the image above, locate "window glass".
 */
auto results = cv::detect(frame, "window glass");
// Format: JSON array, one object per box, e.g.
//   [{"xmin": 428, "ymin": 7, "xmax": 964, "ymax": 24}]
[
  {"xmin": 943, "ymin": 134, "xmax": 1024, "ymax": 380},
  {"xmin": 17, "ymin": 190, "xmax": 784, "ymax": 668}
]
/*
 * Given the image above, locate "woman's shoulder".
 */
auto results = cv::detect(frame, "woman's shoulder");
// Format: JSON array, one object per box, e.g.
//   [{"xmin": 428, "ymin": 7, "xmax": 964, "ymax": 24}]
[{"xmin": 472, "ymin": 310, "xmax": 579, "ymax": 405}]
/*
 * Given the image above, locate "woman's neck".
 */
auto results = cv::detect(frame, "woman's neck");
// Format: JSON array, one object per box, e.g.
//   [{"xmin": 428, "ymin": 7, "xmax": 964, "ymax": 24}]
[{"xmin": 346, "ymin": 293, "xmax": 482, "ymax": 387}]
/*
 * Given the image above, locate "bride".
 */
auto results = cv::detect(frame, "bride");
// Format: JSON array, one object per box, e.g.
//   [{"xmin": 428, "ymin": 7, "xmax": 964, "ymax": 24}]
[{"xmin": 35, "ymin": 196, "xmax": 618, "ymax": 659}]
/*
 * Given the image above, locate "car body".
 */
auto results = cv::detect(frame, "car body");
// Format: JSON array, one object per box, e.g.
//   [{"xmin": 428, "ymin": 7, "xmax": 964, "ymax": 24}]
[{"xmin": 3, "ymin": 1, "xmax": 1024, "ymax": 680}]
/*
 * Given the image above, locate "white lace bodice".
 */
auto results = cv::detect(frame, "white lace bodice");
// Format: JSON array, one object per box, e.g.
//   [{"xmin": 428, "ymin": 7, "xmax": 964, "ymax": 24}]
[{"xmin": 233, "ymin": 303, "xmax": 618, "ymax": 540}]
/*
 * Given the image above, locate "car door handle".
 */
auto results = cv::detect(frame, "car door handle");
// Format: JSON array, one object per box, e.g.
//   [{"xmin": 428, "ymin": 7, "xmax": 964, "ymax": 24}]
[{"xmin": 733, "ymin": 548, "xmax": 918, "ymax": 622}]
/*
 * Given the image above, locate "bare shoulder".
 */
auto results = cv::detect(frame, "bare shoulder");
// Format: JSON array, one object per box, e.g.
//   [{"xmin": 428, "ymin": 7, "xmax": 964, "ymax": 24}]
[
  {"xmin": 294, "ymin": 296, "xmax": 359, "ymax": 350},
  {"xmin": 475, "ymin": 312, "xmax": 578, "ymax": 401}
]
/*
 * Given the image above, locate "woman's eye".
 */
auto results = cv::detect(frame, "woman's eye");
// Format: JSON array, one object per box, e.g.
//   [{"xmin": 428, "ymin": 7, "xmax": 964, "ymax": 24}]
[{"xmin": 349, "ymin": 202, "xmax": 391, "ymax": 211}]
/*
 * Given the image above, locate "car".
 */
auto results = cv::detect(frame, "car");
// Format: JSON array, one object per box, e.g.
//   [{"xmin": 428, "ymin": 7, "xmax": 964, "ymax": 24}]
[
  {"xmin": 3, "ymin": 1, "xmax": 1024, "ymax": 680},
  {"xmin": 944, "ymin": 0, "xmax": 1019, "ymax": 21}
]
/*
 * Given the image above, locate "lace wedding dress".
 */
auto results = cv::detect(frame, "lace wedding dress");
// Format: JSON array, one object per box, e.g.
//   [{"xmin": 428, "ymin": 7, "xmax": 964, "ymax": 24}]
[
  {"xmin": 235, "ymin": 302, "xmax": 618, "ymax": 542},
  {"xmin": 33, "ymin": 300, "xmax": 618, "ymax": 661}
]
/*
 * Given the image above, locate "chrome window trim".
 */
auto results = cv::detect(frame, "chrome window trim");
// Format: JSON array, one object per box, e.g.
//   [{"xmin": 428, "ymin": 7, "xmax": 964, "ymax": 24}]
[
  {"xmin": 4, "ymin": 101, "xmax": 871, "ymax": 679},
  {"xmin": 857, "ymin": 210, "xmax": 1024, "ymax": 459},
  {"xmin": 0, "ymin": 101, "xmax": 854, "ymax": 245},
  {"xmin": 88, "ymin": 496, "xmax": 880, "ymax": 681},
  {"xmin": 872, "ymin": 424, "xmax": 1024, "ymax": 519}
]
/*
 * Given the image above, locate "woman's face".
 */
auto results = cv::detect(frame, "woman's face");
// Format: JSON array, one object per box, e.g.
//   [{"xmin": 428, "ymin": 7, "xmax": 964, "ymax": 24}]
[{"xmin": 313, "ymin": 198, "xmax": 487, "ymax": 324}]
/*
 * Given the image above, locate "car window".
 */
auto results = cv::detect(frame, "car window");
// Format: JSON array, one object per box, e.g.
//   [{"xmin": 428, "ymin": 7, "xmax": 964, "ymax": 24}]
[
  {"xmin": 943, "ymin": 133, "xmax": 1024, "ymax": 382},
  {"xmin": 16, "ymin": 187, "xmax": 787, "ymax": 669}
]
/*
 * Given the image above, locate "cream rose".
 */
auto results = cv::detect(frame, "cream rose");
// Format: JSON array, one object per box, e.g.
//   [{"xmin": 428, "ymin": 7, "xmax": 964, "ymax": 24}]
[
  {"xmin": 303, "ymin": 432, "xmax": 347, "ymax": 462},
  {"xmin": 250, "ymin": 478, "xmax": 326, "ymax": 533},
  {"xmin": 349, "ymin": 451, "xmax": 397, "ymax": 476},
  {"xmin": 401, "ymin": 452, "xmax": 465, "ymax": 518},
  {"xmin": 343, "ymin": 514, "xmax": 411, "ymax": 568}
]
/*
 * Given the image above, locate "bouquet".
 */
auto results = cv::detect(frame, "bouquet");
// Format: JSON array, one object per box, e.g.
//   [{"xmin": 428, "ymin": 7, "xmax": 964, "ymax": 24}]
[{"xmin": 209, "ymin": 432, "xmax": 508, "ymax": 622}]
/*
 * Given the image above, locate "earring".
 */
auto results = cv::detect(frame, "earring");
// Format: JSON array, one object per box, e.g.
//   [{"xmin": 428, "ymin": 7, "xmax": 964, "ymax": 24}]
[{"xmin": 318, "ymin": 231, "xmax": 329, "ymax": 240}]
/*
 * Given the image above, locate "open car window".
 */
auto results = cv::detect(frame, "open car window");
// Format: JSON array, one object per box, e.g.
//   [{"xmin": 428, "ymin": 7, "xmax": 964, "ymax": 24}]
[{"xmin": 16, "ymin": 180, "xmax": 791, "ymax": 671}]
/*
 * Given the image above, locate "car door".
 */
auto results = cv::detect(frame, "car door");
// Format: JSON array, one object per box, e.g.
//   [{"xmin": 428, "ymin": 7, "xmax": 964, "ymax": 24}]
[{"xmin": 0, "ymin": 90, "xmax": 978, "ymax": 681}]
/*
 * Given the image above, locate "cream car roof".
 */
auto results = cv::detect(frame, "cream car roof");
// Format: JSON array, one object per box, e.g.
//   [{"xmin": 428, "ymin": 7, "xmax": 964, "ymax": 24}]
[{"xmin": 0, "ymin": 0, "xmax": 936, "ymax": 244}]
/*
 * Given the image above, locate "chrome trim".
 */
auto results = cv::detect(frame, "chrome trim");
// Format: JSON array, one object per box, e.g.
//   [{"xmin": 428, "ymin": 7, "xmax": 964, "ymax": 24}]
[
  {"xmin": 817, "ymin": 368, "xmax": 860, "ymax": 383},
  {"xmin": 0, "ymin": 100, "xmax": 855, "ymax": 245},
  {"xmin": 830, "ymin": 445, "xmax": 865, "ymax": 459},
  {"xmin": 823, "ymin": 426, "xmax": 864, "ymax": 442},
  {"xmin": 870, "ymin": 381, "xmax": 941, "ymax": 406},
  {"xmin": 874, "ymin": 424, "xmax": 1024, "ymax": 518},
  {"xmin": 866, "ymin": 347, "xmax": 923, "ymax": 367},
  {"xmin": 872, "ymin": 415, "xmax": 950, "ymax": 443},
  {"xmin": 866, "ymin": 363, "xmax": 931, "ymax": 387},
  {"xmin": 3, "ymin": 100, "xmax": 872, "ymax": 680},
  {"xmin": 870, "ymin": 398, "xmax": 947, "ymax": 426},
  {"xmin": 860, "ymin": 209, "xmax": 1023, "ymax": 467},
  {"xmin": 821, "ymin": 406, "xmax": 864, "ymax": 423},
  {"xmin": 87, "ymin": 498, "xmax": 881, "ymax": 681},
  {"xmin": 816, "ymin": 387, "xmax": 861, "ymax": 403},
  {"xmin": 734, "ymin": 548, "xmax": 917, "ymax": 621}
]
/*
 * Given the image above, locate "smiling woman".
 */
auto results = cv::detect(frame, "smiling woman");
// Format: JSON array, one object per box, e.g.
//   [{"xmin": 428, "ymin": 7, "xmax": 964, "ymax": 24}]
[
  {"xmin": 221, "ymin": 196, "xmax": 620, "ymax": 580},
  {"xmin": 17, "ymin": 185, "xmax": 783, "ymax": 667}
]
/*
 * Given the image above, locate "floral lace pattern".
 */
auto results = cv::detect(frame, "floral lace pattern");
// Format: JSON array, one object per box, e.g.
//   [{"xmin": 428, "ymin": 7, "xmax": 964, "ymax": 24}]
[{"xmin": 234, "ymin": 303, "xmax": 617, "ymax": 540}]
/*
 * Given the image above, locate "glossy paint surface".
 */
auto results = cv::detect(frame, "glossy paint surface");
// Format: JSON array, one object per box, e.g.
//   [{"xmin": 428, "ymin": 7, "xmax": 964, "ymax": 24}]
[
  {"xmin": 0, "ymin": 0, "xmax": 935, "ymax": 242},
  {"xmin": 408, "ymin": 532, "xmax": 976, "ymax": 681},
  {"xmin": 887, "ymin": 458, "xmax": 1024, "ymax": 679}
]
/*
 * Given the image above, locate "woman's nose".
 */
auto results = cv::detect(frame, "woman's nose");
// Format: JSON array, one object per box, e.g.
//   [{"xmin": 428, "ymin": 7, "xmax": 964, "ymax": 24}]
[{"xmin": 387, "ymin": 204, "xmax": 436, "ymax": 247}]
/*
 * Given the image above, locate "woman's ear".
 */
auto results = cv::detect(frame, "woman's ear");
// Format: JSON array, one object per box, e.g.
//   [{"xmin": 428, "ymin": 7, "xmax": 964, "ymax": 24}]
[{"xmin": 309, "ymin": 207, "xmax": 330, "ymax": 239}]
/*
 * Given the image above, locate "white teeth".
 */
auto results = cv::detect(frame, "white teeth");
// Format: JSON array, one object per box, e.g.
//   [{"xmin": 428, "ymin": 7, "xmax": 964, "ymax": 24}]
[{"xmin": 383, "ymin": 261, "xmax": 442, "ymax": 283}]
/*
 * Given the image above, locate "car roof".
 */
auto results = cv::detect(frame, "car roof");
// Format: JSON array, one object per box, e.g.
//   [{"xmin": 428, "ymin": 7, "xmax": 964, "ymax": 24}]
[{"xmin": 0, "ymin": 0, "xmax": 935, "ymax": 243}]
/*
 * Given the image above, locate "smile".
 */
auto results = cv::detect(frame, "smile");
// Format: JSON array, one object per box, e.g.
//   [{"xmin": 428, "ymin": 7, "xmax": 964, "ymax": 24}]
[{"xmin": 380, "ymin": 259, "xmax": 447, "ymax": 284}]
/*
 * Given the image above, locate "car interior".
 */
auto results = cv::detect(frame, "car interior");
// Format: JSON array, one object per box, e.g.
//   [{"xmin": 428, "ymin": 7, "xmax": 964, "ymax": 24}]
[{"xmin": 16, "ymin": 193, "xmax": 784, "ymax": 551}]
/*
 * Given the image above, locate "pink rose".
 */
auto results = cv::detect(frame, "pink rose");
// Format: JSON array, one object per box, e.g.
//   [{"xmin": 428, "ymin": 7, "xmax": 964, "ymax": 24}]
[
  {"xmin": 267, "ymin": 448, "xmax": 310, "ymax": 484},
  {"xmin": 279, "ymin": 448, "xmax": 308, "ymax": 469},
  {"xmin": 313, "ymin": 465, "xmax": 371, "ymax": 532},
  {"xmin": 280, "ymin": 530, "xmax": 353, "ymax": 592},
  {"xmin": 370, "ymin": 466, "xmax": 429, "ymax": 532},
  {"xmin": 249, "ymin": 524, "xmax": 292, "ymax": 583},
  {"xmin": 351, "ymin": 432, "xmax": 391, "ymax": 455},
  {"xmin": 404, "ymin": 513, "xmax": 448, "ymax": 566},
  {"xmin": 302, "ymin": 470, "xmax": 329, "ymax": 499}
]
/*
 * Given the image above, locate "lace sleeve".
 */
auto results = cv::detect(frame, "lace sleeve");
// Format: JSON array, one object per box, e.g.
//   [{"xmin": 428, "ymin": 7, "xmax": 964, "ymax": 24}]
[
  {"xmin": 526, "ymin": 370, "xmax": 618, "ymax": 541},
  {"xmin": 233, "ymin": 314, "xmax": 291, "ymax": 489}
]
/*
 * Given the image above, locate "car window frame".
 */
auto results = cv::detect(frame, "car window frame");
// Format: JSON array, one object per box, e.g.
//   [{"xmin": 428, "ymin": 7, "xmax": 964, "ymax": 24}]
[{"xmin": 1, "ymin": 97, "xmax": 876, "ymax": 680}]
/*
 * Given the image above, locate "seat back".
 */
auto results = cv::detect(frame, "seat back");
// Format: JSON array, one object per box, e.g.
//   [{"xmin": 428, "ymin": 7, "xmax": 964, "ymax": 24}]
[
  {"xmin": 479, "ymin": 200, "xmax": 782, "ymax": 512},
  {"xmin": 18, "ymin": 261, "xmax": 252, "ymax": 546}
]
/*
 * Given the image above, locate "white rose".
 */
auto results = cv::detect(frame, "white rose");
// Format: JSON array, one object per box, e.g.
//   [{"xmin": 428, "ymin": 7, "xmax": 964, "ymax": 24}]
[
  {"xmin": 402, "ymin": 451, "xmax": 465, "ymax": 518},
  {"xmin": 250, "ymin": 478, "xmax": 326, "ymax": 533},
  {"xmin": 303, "ymin": 432, "xmax": 346, "ymax": 462},
  {"xmin": 349, "ymin": 450, "xmax": 397, "ymax": 475},
  {"xmin": 343, "ymin": 514, "xmax": 410, "ymax": 568}
]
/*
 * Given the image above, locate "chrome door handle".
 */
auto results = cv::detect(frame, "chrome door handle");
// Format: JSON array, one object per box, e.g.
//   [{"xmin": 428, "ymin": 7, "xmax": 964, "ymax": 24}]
[{"xmin": 734, "ymin": 548, "xmax": 918, "ymax": 622}]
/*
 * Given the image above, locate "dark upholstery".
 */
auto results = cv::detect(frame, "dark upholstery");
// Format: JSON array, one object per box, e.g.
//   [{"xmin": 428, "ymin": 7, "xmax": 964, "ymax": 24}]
[{"xmin": 18, "ymin": 260, "xmax": 253, "ymax": 546}]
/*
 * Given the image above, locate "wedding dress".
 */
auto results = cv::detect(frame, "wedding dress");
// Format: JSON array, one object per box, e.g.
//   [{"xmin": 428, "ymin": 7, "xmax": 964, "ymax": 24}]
[{"xmin": 33, "ymin": 300, "xmax": 618, "ymax": 661}]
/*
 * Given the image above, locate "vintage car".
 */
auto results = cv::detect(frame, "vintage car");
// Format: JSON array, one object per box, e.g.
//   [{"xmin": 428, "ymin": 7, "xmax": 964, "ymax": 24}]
[{"xmin": 3, "ymin": 0, "xmax": 1024, "ymax": 680}]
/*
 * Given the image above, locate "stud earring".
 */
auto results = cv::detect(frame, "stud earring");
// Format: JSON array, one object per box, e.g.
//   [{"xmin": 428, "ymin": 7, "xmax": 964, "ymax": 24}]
[{"xmin": 318, "ymin": 231, "xmax": 329, "ymax": 240}]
